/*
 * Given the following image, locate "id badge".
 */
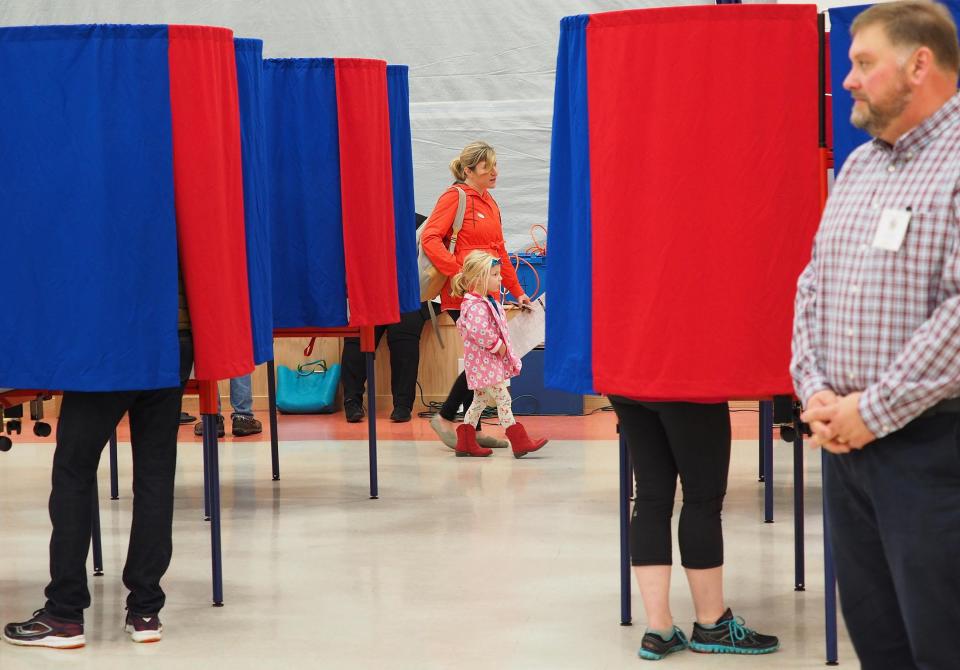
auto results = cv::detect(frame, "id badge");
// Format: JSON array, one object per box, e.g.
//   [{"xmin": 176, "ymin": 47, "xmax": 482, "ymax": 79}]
[{"xmin": 871, "ymin": 208, "xmax": 911, "ymax": 252}]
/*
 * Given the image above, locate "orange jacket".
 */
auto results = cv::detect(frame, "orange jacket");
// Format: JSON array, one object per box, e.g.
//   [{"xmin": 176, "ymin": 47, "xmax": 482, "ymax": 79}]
[{"xmin": 421, "ymin": 183, "xmax": 524, "ymax": 311}]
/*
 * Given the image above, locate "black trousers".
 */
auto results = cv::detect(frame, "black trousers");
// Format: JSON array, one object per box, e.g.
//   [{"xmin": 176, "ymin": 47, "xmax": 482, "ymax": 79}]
[
  {"xmin": 44, "ymin": 332, "xmax": 193, "ymax": 621},
  {"xmin": 824, "ymin": 413, "xmax": 960, "ymax": 670},
  {"xmin": 610, "ymin": 398, "xmax": 731, "ymax": 569},
  {"xmin": 341, "ymin": 307, "xmax": 426, "ymax": 411}
]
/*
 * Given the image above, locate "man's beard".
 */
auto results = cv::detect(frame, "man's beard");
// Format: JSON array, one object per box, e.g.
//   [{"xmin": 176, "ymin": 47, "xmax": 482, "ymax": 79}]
[{"xmin": 850, "ymin": 73, "xmax": 912, "ymax": 137}]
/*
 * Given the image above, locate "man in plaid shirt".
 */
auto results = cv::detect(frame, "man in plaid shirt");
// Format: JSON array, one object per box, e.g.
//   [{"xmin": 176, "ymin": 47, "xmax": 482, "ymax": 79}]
[{"xmin": 792, "ymin": 2, "xmax": 960, "ymax": 667}]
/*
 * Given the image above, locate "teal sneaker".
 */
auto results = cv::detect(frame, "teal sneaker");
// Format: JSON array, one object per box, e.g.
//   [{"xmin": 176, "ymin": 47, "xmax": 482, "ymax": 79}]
[
  {"xmin": 689, "ymin": 608, "xmax": 779, "ymax": 655},
  {"xmin": 638, "ymin": 626, "xmax": 688, "ymax": 661}
]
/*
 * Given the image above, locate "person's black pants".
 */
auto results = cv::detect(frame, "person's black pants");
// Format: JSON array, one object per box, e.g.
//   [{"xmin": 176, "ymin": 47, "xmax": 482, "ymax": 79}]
[
  {"xmin": 824, "ymin": 412, "xmax": 960, "ymax": 670},
  {"xmin": 341, "ymin": 307, "xmax": 426, "ymax": 411},
  {"xmin": 610, "ymin": 398, "xmax": 731, "ymax": 569},
  {"xmin": 44, "ymin": 332, "xmax": 193, "ymax": 622}
]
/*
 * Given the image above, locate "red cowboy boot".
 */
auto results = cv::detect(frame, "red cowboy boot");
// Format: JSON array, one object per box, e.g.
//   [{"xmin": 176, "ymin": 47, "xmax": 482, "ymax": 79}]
[
  {"xmin": 505, "ymin": 423, "xmax": 548, "ymax": 459},
  {"xmin": 455, "ymin": 424, "xmax": 493, "ymax": 457}
]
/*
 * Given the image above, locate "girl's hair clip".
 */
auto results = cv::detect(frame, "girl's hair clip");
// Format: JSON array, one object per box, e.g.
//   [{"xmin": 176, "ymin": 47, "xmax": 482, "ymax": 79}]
[{"xmin": 491, "ymin": 259, "xmax": 501, "ymax": 267}]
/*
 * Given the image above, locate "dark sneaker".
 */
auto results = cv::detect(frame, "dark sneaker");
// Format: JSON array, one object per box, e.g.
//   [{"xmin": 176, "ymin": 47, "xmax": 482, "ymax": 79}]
[
  {"xmin": 390, "ymin": 407, "xmax": 412, "ymax": 423},
  {"xmin": 344, "ymin": 402, "xmax": 365, "ymax": 423},
  {"xmin": 2, "ymin": 609, "xmax": 85, "ymax": 649},
  {"xmin": 124, "ymin": 612, "xmax": 162, "ymax": 643},
  {"xmin": 179, "ymin": 411, "xmax": 197, "ymax": 425},
  {"xmin": 232, "ymin": 414, "xmax": 262, "ymax": 437},
  {"xmin": 194, "ymin": 415, "xmax": 225, "ymax": 438},
  {"xmin": 638, "ymin": 626, "xmax": 688, "ymax": 661},
  {"xmin": 689, "ymin": 608, "xmax": 779, "ymax": 655}
]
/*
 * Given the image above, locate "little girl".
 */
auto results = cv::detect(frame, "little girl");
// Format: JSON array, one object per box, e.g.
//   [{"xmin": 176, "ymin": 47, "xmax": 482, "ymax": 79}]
[{"xmin": 450, "ymin": 251, "xmax": 548, "ymax": 458}]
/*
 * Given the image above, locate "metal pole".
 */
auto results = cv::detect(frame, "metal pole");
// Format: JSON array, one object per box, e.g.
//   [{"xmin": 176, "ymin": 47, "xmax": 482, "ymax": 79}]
[
  {"xmin": 366, "ymin": 351, "xmax": 379, "ymax": 499},
  {"xmin": 794, "ymin": 411, "xmax": 805, "ymax": 591},
  {"xmin": 762, "ymin": 400, "xmax": 774, "ymax": 523},
  {"xmin": 91, "ymin": 480, "xmax": 104, "ymax": 576},
  {"xmin": 619, "ymin": 428, "xmax": 632, "ymax": 626},
  {"xmin": 267, "ymin": 359, "xmax": 280, "ymax": 481},
  {"xmin": 109, "ymin": 431, "xmax": 119, "ymax": 500}
]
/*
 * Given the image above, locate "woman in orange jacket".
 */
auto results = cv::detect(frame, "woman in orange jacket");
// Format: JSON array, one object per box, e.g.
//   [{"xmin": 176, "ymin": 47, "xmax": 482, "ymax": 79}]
[{"xmin": 422, "ymin": 141, "xmax": 531, "ymax": 449}]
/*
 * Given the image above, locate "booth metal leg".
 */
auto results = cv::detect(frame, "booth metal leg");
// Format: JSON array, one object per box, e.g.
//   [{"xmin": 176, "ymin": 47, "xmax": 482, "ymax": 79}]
[
  {"xmin": 366, "ymin": 352, "xmax": 379, "ymax": 500},
  {"xmin": 202, "ymin": 412, "xmax": 224, "ymax": 607},
  {"xmin": 109, "ymin": 431, "xmax": 119, "ymax": 500},
  {"xmin": 794, "ymin": 416, "xmax": 805, "ymax": 591},
  {"xmin": 758, "ymin": 410, "xmax": 765, "ymax": 482},
  {"xmin": 267, "ymin": 360, "xmax": 280, "ymax": 481},
  {"xmin": 761, "ymin": 400, "xmax": 774, "ymax": 523},
  {"xmin": 91, "ymin": 480, "xmax": 104, "ymax": 577},
  {"xmin": 202, "ymin": 424, "xmax": 211, "ymax": 521},
  {"xmin": 619, "ymin": 429, "xmax": 632, "ymax": 626},
  {"xmin": 822, "ymin": 451, "xmax": 839, "ymax": 665}
]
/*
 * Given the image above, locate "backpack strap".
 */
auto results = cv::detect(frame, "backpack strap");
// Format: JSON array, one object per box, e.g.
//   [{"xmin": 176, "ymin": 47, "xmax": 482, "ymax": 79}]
[{"xmin": 446, "ymin": 186, "xmax": 467, "ymax": 254}]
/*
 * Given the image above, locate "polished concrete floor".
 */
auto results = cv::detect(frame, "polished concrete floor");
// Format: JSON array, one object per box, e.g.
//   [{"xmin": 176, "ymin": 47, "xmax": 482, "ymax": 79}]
[{"xmin": 0, "ymin": 412, "xmax": 856, "ymax": 669}]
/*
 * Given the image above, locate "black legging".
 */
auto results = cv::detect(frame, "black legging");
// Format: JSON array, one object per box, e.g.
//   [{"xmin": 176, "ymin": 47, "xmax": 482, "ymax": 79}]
[
  {"xmin": 610, "ymin": 397, "xmax": 731, "ymax": 570},
  {"xmin": 438, "ymin": 309, "xmax": 480, "ymax": 424}
]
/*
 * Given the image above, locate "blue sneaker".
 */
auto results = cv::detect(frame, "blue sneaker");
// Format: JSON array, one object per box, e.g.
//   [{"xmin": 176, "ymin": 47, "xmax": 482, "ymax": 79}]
[
  {"xmin": 689, "ymin": 608, "xmax": 779, "ymax": 655},
  {"xmin": 638, "ymin": 626, "xmax": 688, "ymax": 660}
]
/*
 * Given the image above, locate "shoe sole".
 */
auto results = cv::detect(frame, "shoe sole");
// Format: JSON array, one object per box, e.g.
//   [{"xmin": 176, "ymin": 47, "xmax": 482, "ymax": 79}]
[
  {"xmin": 513, "ymin": 440, "xmax": 550, "ymax": 459},
  {"xmin": 390, "ymin": 417, "xmax": 412, "ymax": 423},
  {"xmin": 476, "ymin": 436, "xmax": 508, "ymax": 448},
  {"xmin": 689, "ymin": 642, "xmax": 779, "ymax": 655},
  {"xmin": 638, "ymin": 644, "xmax": 686, "ymax": 661},
  {"xmin": 455, "ymin": 451, "xmax": 492, "ymax": 457},
  {"xmin": 232, "ymin": 430, "xmax": 262, "ymax": 437},
  {"xmin": 125, "ymin": 624, "xmax": 162, "ymax": 643},
  {"xmin": 2, "ymin": 633, "xmax": 85, "ymax": 649}
]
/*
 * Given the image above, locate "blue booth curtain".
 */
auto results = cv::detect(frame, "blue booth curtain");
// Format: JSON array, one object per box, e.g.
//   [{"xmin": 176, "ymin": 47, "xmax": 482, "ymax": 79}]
[
  {"xmin": 387, "ymin": 65, "xmax": 421, "ymax": 315},
  {"xmin": 234, "ymin": 38, "xmax": 273, "ymax": 364},
  {"xmin": 545, "ymin": 15, "xmax": 595, "ymax": 395},
  {"xmin": 263, "ymin": 58, "xmax": 348, "ymax": 328},
  {"xmin": 0, "ymin": 25, "xmax": 181, "ymax": 391}
]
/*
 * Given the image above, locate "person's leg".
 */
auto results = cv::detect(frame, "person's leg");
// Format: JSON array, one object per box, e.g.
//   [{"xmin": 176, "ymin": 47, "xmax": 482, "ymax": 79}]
[
  {"xmin": 229, "ymin": 374, "xmax": 254, "ymax": 418},
  {"xmin": 610, "ymin": 398, "xmax": 678, "ymax": 632},
  {"xmin": 44, "ymin": 391, "xmax": 131, "ymax": 621},
  {"xmin": 229, "ymin": 373, "xmax": 261, "ymax": 436},
  {"xmin": 655, "ymin": 402, "xmax": 730, "ymax": 625},
  {"xmin": 339, "ymin": 336, "xmax": 366, "ymax": 408},
  {"xmin": 437, "ymin": 309, "xmax": 475, "ymax": 423},
  {"xmin": 461, "ymin": 387, "xmax": 488, "ymax": 429},
  {"xmin": 860, "ymin": 414, "xmax": 960, "ymax": 670},
  {"xmin": 122, "ymin": 333, "xmax": 192, "ymax": 617},
  {"xmin": 386, "ymin": 309, "xmax": 425, "ymax": 414},
  {"xmin": 823, "ymin": 449, "xmax": 916, "ymax": 669},
  {"xmin": 488, "ymin": 382, "xmax": 516, "ymax": 428}
]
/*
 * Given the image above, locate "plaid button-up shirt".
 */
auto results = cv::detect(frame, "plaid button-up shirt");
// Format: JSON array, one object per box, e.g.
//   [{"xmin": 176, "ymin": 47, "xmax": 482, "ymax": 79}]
[{"xmin": 791, "ymin": 93, "xmax": 960, "ymax": 438}]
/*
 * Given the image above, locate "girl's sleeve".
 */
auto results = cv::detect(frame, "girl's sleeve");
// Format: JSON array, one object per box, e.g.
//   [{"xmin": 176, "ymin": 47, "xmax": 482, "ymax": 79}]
[{"xmin": 460, "ymin": 303, "xmax": 503, "ymax": 352}]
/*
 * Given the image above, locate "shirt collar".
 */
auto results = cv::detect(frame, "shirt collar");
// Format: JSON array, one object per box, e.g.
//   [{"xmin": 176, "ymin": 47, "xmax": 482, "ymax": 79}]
[{"xmin": 871, "ymin": 91, "xmax": 960, "ymax": 157}]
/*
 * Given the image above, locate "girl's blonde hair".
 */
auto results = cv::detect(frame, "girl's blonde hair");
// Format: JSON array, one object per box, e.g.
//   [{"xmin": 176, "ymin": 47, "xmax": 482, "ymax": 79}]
[
  {"xmin": 451, "ymin": 250, "xmax": 498, "ymax": 298},
  {"xmin": 449, "ymin": 141, "xmax": 496, "ymax": 182}
]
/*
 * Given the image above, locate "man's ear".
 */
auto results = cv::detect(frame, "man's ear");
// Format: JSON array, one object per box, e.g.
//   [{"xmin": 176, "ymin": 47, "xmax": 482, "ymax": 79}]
[{"xmin": 907, "ymin": 46, "xmax": 934, "ymax": 83}]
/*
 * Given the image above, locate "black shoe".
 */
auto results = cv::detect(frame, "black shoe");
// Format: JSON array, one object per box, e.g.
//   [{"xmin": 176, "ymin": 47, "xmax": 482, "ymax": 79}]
[
  {"xmin": 125, "ymin": 612, "xmax": 162, "ymax": 643},
  {"xmin": 179, "ymin": 411, "xmax": 197, "ymax": 425},
  {"xmin": 193, "ymin": 415, "xmax": 225, "ymax": 438},
  {"xmin": 232, "ymin": 415, "xmax": 262, "ymax": 437},
  {"xmin": 344, "ymin": 402, "xmax": 365, "ymax": 423},
  {"xmin": 2, "ymin": 609, "xmax": 85, "ymax": 649},
  {"xmin": 638, "ymin": 626, "xmax": 688, "ymax": 661},
  {"xmin": 390, "ymin": 407, "xmax": 412, "ymax": 423},
  {"xmin": 689, "ymin": 608, "xmax": 779, "ymax": 655}
]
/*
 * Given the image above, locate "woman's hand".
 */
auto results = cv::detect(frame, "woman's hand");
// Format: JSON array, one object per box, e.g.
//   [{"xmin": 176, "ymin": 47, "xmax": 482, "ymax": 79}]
[{"xmin": 518, "ymin": 294, "xmax": 532, "ymax": 310}]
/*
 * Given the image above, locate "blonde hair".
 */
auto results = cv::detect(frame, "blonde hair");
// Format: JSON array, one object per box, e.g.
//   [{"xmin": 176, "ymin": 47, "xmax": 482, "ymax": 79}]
[
  {"xmin": 449, "ymin": 141, "xmax": 496, "ymax": 182},
  {"xmin": 852, "ymin": 0, "xmax": 960, "ymax": 73},
  {"xmin": 451, "ymin": 251, "xmax": 498, "ymax": 298}
]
